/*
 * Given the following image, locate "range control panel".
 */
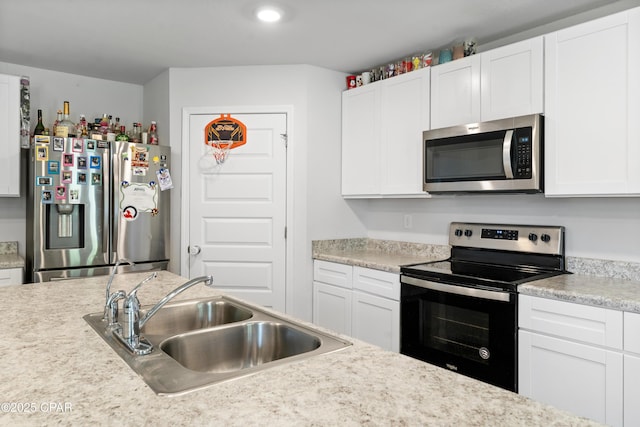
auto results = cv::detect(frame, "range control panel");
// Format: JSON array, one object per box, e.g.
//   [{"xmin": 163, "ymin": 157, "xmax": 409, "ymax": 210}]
[{"xmin": 450, "ymin": 222, "xmax": 565, "ymax": 255}]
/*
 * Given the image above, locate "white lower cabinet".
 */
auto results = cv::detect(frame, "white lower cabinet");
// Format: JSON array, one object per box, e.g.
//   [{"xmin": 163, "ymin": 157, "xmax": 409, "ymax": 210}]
[
  {"xmin": 352, "ymin": 290, "xmax": 399, "ymax": 352},
  {"xmin": 625, "ymin": 354, "xmax": 640, "ymax": 426},
  {"xmin": 313, "ymin": 260, "xmax": 399, "ymax": 352},
  {"xmin": 519, "ymin": 294, "xmax": 628, "ymax": 426},
  {"xmin": 313, "ymin": 282, "xmax": 352, "ymax": 336},
  {"xmin": 0, "ymin": 267, "xmax": 23, "ymax": 287},
  {"xmin": 624, "ymin": 312, "xmax": 640, "ymax": 426}
]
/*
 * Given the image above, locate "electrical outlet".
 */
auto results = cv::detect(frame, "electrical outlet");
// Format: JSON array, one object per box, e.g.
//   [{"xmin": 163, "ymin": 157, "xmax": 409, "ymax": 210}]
[{"xmin": 403, "ymin": 214, "xmax": 413, "ymax": 229}]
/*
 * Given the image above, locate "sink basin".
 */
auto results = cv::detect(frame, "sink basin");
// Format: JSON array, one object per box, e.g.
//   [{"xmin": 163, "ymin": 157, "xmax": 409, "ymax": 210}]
[
  {"xmin": 141, "ymin": 299, "xmax": 253, "ymax": 338},
  {"xmin": 84, "ymin": 295, "xmax": 351, "ymax": 395},
  {"xmin": 161, "ymin": 321, "xmax": 321, "ymax": 373}
]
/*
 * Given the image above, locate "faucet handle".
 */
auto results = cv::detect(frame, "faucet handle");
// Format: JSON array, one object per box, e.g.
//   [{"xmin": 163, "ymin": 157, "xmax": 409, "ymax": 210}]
[{"xmin": 104, "ymin": 289, "xmax": 126, "ymax": 327}]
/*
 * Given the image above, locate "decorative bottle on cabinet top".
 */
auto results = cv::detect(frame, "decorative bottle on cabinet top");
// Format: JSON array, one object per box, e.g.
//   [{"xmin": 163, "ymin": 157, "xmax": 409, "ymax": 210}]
[
  {"xmin": 55, "ymin": 101, "xmax": 76, "ymax": 137},
  {"xmin": 148, "ymin": 121, "xmax": 158, "ymax": 145}
]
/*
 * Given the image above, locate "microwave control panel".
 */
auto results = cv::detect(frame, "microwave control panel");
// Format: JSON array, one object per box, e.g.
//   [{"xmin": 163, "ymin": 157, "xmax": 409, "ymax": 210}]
[{"xmin": 514, "ymin": 127, "xmax": 532, "ymax": 179}]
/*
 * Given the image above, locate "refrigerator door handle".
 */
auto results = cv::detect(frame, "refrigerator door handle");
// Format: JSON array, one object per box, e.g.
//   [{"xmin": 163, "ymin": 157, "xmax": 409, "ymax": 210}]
[{"xmin": 103, "ymin": 145, "xmax": 112, "ymax": 264}]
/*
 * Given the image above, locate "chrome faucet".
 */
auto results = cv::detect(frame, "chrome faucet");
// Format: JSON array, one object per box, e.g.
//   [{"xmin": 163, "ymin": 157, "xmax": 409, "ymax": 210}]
[
  {"xmin": 103, "ymin": 259, "xmax": 134, "ymax": 322},
  {"xmin": 115, "ymin": 275, "xmax": 215, "ymax": 355}
]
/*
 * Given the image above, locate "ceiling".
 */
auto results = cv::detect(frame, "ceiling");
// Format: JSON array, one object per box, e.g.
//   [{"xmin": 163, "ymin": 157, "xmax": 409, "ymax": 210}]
[{"xmin": 0, "ymin": 0, "xmax": 627, "ymax": 85}]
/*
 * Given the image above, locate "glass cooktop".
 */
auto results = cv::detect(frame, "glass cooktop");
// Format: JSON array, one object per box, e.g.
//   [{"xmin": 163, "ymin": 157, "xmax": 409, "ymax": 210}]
[{"xmin": 401, "ymin": 259, "xmax": 564, "ymax": 291}]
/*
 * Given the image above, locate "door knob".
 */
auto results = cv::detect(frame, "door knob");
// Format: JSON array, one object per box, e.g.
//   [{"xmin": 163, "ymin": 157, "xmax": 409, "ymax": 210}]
[{"xmin": 188, "ymin": 245, "xmax": 201, "ymax": 255}]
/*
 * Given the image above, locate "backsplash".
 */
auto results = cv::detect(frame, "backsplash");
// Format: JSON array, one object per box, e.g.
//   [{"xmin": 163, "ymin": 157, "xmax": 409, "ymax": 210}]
[
  {"xmin": 312, "ymin": 238, "xmax": 450, "ymax": 260},
  {"xmin": 0, "ymin": 242, "xmax": 18, "ymax": 255},
  {"xmin": 567, "ymin": 257, "xmax": 640, "ymax": 282}
]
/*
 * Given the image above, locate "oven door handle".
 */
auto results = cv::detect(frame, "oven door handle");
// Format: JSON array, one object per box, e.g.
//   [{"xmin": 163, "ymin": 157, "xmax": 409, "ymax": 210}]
[
  {"xmin": 502, "ymin": 129, "xmax": 514, "ymax": 179},
  {"xmin": 401, "ymin": 276, "xmax": 512, "ymax": 302}
]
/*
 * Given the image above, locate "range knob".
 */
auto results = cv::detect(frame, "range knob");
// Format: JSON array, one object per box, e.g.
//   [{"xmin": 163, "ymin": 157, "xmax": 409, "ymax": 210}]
[
  {"xmin": 541, "ymin": 234, "xmax": 551, "ymax": 243},
  {"xmin": 454, "ymin": 229, "xmax": 463, "ymax": 237},
  {"xmin": 464, "ymin": 229, "xmax": 473, "ymax": 237},
  {"xmin": 528, "ymin": 233, "xmax": 538, "ymax": 242}
]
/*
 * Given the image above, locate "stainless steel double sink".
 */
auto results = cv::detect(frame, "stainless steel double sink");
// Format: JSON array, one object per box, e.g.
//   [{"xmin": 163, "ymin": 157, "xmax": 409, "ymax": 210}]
[{"xmin": 84, "ymin": 295, "xmax": 351, "ymax": 395}]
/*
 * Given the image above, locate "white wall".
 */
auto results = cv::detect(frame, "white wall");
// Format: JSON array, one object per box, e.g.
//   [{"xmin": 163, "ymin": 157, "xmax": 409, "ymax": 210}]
[
  {"xmin": 0, "ymin": 61, "xmax": 143, "ymax": 261},
  {"xmin": 356, "ymin": 195, "xmax": 640, "ymax": 263},
  {"xmin": 162, "ymin": 64, "xmax": 364, "ymax": 320}
]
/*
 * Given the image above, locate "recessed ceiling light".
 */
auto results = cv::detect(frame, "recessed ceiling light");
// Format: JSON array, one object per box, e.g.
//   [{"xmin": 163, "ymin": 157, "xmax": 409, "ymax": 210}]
[{"xmin": 256, "ymin": 6, "xmax": 282, "ymax": 23}]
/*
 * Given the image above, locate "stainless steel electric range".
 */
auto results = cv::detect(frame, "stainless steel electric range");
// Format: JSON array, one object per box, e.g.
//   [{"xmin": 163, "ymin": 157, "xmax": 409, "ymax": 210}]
[{"xmin": 400, "ymin": 222, "xmax": 568, "ymax": 392}]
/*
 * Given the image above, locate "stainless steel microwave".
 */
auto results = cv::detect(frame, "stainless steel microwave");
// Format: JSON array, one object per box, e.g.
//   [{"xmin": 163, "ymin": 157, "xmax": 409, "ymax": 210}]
[{"xmin": 424, "ymin": 114, "xmax": 543, "ymax": 194}]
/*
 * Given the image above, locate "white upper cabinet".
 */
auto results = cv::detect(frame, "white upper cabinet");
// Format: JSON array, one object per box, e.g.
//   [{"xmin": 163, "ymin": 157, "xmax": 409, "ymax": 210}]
[
  {"xmin": 480, "ymin": 37, "xmax": 544, "ymax": 122},
  {"xmin": 545, "ymin": 8, "xmax": 640, "ymax": 196},
  {"xmin": 379, "ymin": 69, "xmax": 430, "ymax": 196},
  {"xmin": 341, "ymin": 67, "xmax": 430, "ymax": 198},
  {"xmin": 0, "ymin": 73, "xmax": 21, "ymax": 197},
  {"xmin": 341, "ymin": 84, "xmax": 380, "ymax": 196},
  {"xmin": 431, "ymin": 55, "xmax": 481, "ymax": 129},
  {"xmin": 431, "ymin": 36, "xmax": 543, "ymax": 130}
]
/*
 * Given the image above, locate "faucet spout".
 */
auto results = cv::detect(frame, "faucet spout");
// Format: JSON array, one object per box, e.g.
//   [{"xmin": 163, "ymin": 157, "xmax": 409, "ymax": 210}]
[
  {"xmin": 139, "ymin": 275, "xmax": 214, "ymax": 329},
  {"xmin": 104, "ymin": 259, "xmax": 134, "ymax": 320},
  {"xmin": 114, "ymin": 274, "xmax": 214, "ymax": 355}
]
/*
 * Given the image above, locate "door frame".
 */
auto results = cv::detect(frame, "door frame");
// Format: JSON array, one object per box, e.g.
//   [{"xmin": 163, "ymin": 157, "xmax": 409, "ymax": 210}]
[{"xmin": 180, "ymin": 105, "xmax": 295, "ymax": 311}]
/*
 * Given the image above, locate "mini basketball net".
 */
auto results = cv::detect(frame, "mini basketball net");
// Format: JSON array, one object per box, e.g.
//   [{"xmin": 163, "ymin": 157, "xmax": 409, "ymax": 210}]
[{"xmin": 203, "ymin": 114, "xmax": 247, "ymax": 166}]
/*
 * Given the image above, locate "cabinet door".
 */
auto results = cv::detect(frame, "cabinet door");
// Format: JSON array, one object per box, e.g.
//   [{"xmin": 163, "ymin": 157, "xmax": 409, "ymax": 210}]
[
  {"xmin": 313, "ymin": 282, "xmax": 352, "ymax": 336},
  {"xmin": 625, "ymin": 354, "xmax": 640, "ymax": 426},
  {"xmin": 519, "ymin": 330, "xmax": 623, "ymax": 426},
  {"xmin": 624, "ymin": 311, "xmax": 640, "ymax": 354},
  {"xmin": 380, "ymin": 68, "xmax": 430, "ymax": 195},
  {"xmin": 545, "ymin": 8, "xmax": 640, "ymax": 196},
  {"xmin": 430, "ymin": 55, "xmax": 481, "ymax": 130},
  {"xmin": 0, "ymin": 74, "xmax": 21, "ymax": 197},
  {"xmin": 352, "ymin": 290, "xmax": 399, "ymax": 352},
  {"xmin": 341, "ymin": 84, "xmax": 381, "ymax": 196},
  {"xmin": 480, "ymin": 37, "xmax": 543, "ymax": 121}
]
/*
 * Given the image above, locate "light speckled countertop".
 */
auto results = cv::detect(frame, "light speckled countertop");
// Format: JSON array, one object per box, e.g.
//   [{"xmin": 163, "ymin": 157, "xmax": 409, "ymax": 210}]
[
  {"xmin": 313, "ymin": 239, "xmax": 640, "ymax": 314},
  {"xmin": 0, "ymin": 271, "xmax": 597, "ymax": 425},
  {"xmin": 312, "ymin": 238, "xmax": 450, "ymax": 273}
]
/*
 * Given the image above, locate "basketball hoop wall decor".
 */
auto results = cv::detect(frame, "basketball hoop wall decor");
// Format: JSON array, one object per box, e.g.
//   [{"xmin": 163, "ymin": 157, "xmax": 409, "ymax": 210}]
[{"xmin": 203, "ymin": 114, "xmax": 247, "ymax": 165}]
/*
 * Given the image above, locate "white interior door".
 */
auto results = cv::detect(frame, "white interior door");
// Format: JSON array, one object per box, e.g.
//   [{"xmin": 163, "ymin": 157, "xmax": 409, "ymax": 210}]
[{"xmin": 188, "ymin": 112, "xmax": 287, "ymax": 310}]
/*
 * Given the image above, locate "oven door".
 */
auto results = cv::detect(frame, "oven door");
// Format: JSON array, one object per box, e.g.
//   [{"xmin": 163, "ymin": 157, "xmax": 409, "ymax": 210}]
[{"xmin": 400, "ymin": 275, "xmax": 517, "ymax": 392}]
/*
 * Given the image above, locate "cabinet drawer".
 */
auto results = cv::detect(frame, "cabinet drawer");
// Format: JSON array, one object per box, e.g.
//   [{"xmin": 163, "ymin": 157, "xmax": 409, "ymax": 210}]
[
  {"xmin": 625, "ymin": 312, "xmax": 640, "ymax": 354},
  {"xmin": 519, "ymin": 295, "xmax": 623, "ymax": 349},
  {"xmin": 313, "ymin": 260, "xmax": 352, "ymax": 289},
  {"xmin": 353, "ymin": 266, "xmax": 399, "ymax": 300},
  {"xmin": 0, "ymin": 267, "xmax": 22, "ymax": 287}
]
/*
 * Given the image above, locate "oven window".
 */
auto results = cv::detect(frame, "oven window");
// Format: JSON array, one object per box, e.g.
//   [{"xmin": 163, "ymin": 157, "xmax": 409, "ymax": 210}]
[{"xmin": 425, "ymin": 301, "xmax": 490, "ymax": 365}]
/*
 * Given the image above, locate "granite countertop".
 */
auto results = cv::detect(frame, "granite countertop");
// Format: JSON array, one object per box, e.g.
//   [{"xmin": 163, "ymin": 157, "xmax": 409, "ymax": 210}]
[
  {"xmin": 312, "ymin": 238, "xmax": 640, "ymax": 314},
  {"xmin": 312, "ymin": 238, "xmax": 450, "ymax": 273},
  {"xmin": 519, "ymin": 273, "xmax": 640, "ymax": 313},
  {"xmin": 0, "ymin": 271, "xmax": 596, "ymax": 425},
  {"xmin": 0, "ymin": 241, "xmax": 24, "ymax": 269}
]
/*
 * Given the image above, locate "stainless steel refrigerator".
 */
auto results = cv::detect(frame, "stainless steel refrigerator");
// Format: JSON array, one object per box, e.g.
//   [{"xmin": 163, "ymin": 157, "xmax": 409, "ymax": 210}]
[{"xmin": 26, "ymin": 137, "xmax": 172, "ymax": 282}]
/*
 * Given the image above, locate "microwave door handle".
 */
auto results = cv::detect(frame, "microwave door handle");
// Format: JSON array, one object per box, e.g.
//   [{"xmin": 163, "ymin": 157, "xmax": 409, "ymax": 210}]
[{"xmin": 502, "ymin": 130, "xmax": 514, "ymax": 179}]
